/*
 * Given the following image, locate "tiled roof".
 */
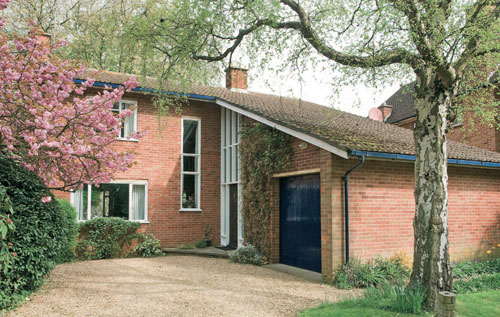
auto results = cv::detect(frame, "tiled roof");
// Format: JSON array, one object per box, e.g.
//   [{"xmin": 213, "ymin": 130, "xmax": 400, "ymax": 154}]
[
  {"xmin": 79, "ymin": 69, "xmax": 500, "ymax": 163},
  {"xmin": 382, "ymin": 82, "xmax": 416, "ymax": 124}
]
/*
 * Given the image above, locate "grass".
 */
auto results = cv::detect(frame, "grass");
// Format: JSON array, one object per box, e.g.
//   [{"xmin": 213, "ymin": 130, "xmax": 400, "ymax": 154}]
[{"xmin": 300, "ymin": 290, "xmax": 500, "ymax": 317}]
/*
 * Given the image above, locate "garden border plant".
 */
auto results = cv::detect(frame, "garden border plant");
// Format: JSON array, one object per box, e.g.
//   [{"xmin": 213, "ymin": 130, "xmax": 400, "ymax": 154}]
[{"xmin": 239, "ymin": 122, "xmax": 292, "ymax": 260}]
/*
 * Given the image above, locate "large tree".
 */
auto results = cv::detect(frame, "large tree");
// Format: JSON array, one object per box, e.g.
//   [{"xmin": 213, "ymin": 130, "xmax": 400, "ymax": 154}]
[{"xmin": 141, "ymin": 0, "xmax": 500, "ymax": 309}]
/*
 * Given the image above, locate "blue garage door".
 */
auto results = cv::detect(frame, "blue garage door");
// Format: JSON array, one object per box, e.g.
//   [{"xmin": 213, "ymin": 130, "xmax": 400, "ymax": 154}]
[{"xmin": 279, "ymin": 173, "xmax": 321, "ymax": 273}]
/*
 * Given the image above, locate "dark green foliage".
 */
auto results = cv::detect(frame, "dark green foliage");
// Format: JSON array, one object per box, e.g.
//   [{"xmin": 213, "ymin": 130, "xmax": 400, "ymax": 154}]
[
  {"xmin": 133, "ymin": 233, "xmax": 163, "ymax": 257},
  {"xmin": 453, "ymin": 258, "xmax": 500, "ymax": 278},
  {"xmin": 229, "ymin": 244, "xmax": 262, "ymax": 265},
  {"xmin": 0, "ymin": 155, "xmax": 69, "ymax": 310},
  {"xmin": 76, "ymin": 217, "xmax": 140, "ymax": 260},
  {"xmin": 365, "ymin": 283, "xmax": 427, "ymax": 314},
  {"xmin": 334, "ymin": 258, "xmax": 410, "ymax": 289},
  {"xmin": 194, "ymin": 239, "xmax": 208, "ymax": 249},
  {"xmin": 453, "ymin": 272, "xmax": 500, "ymax": 294},
  {"xmin": 0, "ymin": 185, "xmax": 15, "ymax": 275},
  {"xmin": 55, "ymin": 199, "xmax": 78, "ymax": 263},
  {"xmin": 240, "ymin": 122, "xmax": 292, "ymax": 260}
]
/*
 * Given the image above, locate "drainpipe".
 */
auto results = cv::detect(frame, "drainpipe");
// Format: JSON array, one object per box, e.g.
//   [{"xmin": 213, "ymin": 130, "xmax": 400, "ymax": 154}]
[{"xmin": 341, "ymin": 155, "xmax": 366, "ymax": 265}]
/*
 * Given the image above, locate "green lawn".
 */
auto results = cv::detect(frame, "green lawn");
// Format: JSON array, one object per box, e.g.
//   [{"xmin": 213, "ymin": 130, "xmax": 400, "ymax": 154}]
[{"xmin": 301, "ymin": 290, "xmax": 500, "ymax": 317}]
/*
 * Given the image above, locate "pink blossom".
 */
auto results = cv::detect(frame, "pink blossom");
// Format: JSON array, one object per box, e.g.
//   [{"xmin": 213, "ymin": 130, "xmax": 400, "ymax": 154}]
[
  {"xmin": 41, "ymin": 196, "xmax": 52, "ymax": 203},
  {"xmin": 0, "ymin": 24, "xmax": 143, "ymax": 190}
]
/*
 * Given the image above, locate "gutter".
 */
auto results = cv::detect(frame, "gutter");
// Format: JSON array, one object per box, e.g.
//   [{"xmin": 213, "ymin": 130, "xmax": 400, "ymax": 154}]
[
  {"xmin": 350, "ymin": 150, "xmax": 500, "ymax": 168},
  {"xmin": 72, "ymin": 79, "xmax": 216, "ymax": 101},
  {"xmin": 341, "ymin": 155, "xmax": 366, "ymax": 265}
]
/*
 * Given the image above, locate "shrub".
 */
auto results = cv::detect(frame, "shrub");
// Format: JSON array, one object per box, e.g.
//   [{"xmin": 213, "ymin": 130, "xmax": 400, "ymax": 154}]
[
  {"xmin": 334, "ymin": 256, "xmax": 410, "ymax": 289},
  {"xmin": 133, "ymin": 234, "xmax": 163, "ymax": 257},
  {"xmin": 453, "ymin": 272, "xmax": 500, "ymax": 293},
  {"xmin": 453, "ymin": 258, "xmax": 500, "ymax": 278},
  {"xmin": 0, "ymin": 155, "xmax": 70, "ymax": 310},
  {"xmin": 55, "ymin": 199, "xmax": 78, "ymax": 263},
  {"xmin": 364, "ymin": 283, "xmax": 426, "ymax": 314},
  {"xmin": 76, "ymin": 217, "xmax": 140, "ymax": 260},
  {"xmin": 229, "ymin": 244, "xmax": 262, "ymax": 265},
  {"xmin": 195, "ymin": 239, "xmax": 208, "ymax": 249}
]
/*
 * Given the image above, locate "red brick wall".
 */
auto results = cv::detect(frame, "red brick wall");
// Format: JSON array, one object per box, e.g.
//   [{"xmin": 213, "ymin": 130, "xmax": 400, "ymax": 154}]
[
  {"xmin": 344, "ymin": 158, "xmax": 500, "ymax": 262},
  {"xmin": 57, "ymin": 92, "xmax": 221, "ymax": 247}
]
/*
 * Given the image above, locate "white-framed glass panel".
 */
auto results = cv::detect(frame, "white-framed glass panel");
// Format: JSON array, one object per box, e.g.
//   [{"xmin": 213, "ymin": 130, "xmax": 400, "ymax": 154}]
[
  {"xmin": 181, "ymin": 118, "xmax": 201, "ymax": 210},
  {"xmin": 220, "ymin": 109, "xmax": 242, "ymax": 247},
  {"xmin": 72, "ymin": 181, "xmax": 148, "ymax": 222},
  {"xmin": 113, "ymin": 100, "xmax": 138, "ymax": 138}
]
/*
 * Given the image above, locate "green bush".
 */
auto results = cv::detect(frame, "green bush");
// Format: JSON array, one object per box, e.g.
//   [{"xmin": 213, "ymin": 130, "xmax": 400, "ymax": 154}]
[
  {"xmin": 55, "ymin": 199, "xmax": 78, "ymax": 263},
  {"xmin": 334, "ymin": 257, "xmax": 410, "ymax": 289},
  {"xmin": 76, "ymin": 217, "xmax": 140, "ymax": 260},
  {"xmin": 133, "ymin": 234, "xmax": 163, "ymax": 257},
  {"xmin": 229, "ymin": 244, "xmax": 262, "ymax": 265},
  {"xmin": 453, "ymin": 272, "xmax": 500, "ymax": 294},
  {"xmin": 453, "ymin": 258, "xmax": 500, "ymax": 278},
  {"xmin": 195, "ymin": 239, "xmax": 208, "ymax": 249},
  {"xmin": 0, "ymin": 155, "xmax": 70, "ymax": 310}
]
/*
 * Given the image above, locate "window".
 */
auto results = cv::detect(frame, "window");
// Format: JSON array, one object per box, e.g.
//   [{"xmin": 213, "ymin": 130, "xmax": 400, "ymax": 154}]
[
  {"xmin": 112, "ymin": 100, "xmax": 137, "ymax": 138},
  {"xmin": 72, "ymin": 181, "xmax": 147, "ymax": 222},
  {"xmin": 181, "ymin": 118, "xmax": 201, "ymax": 210}
]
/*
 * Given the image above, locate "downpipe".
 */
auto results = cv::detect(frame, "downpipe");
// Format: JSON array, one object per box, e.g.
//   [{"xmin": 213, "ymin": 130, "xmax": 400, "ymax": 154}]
[{"xmin": 341, "ymin": 155, "xmax": 366, "ymax": 265}]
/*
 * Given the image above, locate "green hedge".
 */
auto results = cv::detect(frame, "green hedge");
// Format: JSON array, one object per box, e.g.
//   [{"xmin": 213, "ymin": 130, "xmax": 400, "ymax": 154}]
[
  {"xmin": 55, "ymin": 199, "xmax": 78, "ymax": 263},
  {"xmin": 0, "ymin": 155, "xmax": 70, "ymax": 310},
  {"xmin": 76, "ymin": 217, "xmax": 141, "ymax": 260}
]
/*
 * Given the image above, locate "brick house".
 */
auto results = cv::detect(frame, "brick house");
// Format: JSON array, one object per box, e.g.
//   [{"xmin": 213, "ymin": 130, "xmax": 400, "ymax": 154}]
[
  {"xmin": 58, "ymin": 67, "xmax": 500, "ymax": 279},
  {"xmin": 373, "ymin": 77, "xmax": 500, "ymax": 152}
]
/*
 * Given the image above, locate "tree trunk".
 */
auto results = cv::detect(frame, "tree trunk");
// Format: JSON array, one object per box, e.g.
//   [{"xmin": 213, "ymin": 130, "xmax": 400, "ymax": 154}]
[{"xmin": 410, "ymin": 84, "xmax": 453, "ymax": 310}]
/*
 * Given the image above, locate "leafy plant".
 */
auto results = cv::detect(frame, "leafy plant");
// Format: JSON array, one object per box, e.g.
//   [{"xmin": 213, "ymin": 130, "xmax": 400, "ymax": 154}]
[
  {"xmin": 55, "ymin": 199, "xmax": 78, "ymax": 263},
  {"xmin": 453, "ymin": 272, "xmax": 500, "ymax": 294},
  {"xmin": 334, "ymin": 256, "xmax": 410, "ymax": 289},
  {"xmin": 195, "ymin": 239, "xmax": 208, "ymax": 249},
  {"xmin": 133, "ymin": 234, "xmax": 163, "ymax": 257},
  {"xmin": 76, "ymin": 217, "xmax": 141, "ymax": 260},
  {"xmin": 0, "ymin": 155, "xmax": 71, "ymax": 310},
  {"xmin": 229, "ymin": 244, "xmax": 262, "ymax": 265},
  {"xmin": 453, "ymin": 258, "xmax": 500, "ymax": 279},
  {"xmin": 240, "ymin": 122, "xmax": 292, "ymax": 260},
  {"xmin": 0, "ymin": 185, "xmax": 15, "ymax": 275}
]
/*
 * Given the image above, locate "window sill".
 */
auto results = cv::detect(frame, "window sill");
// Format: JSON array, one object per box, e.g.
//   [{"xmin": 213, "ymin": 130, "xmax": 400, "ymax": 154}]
[
  {"xmin": 179, "ymin": 208, "xmax": 203, "ymax": 213},
  {"xmin": 116, "ymin": 137, "xmax": 139, "ymax": 142},
  {"xmin": 452, "ymin": 123, "xmax": 463, "ymax": 128}
]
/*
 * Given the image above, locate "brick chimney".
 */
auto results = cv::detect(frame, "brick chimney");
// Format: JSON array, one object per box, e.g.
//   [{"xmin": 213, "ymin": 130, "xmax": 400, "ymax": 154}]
[
  {"xmin": 378, "ymin": 103, "xmax": 393, "ymax": 120},
  {"xmin": 225, "ymin": 66, "xmax": 248, "ymax": 90}
]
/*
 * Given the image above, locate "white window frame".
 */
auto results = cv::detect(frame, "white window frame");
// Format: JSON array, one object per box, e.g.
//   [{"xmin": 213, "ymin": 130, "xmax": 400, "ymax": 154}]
[
  {"xmin": 113, "ymin": 99, "xmax": 138, "ymax": 141},
  {"xmin": 70, "ymin": 180, "xmax": 148, "ymax": 223},
  {"xmin": 180, "ymin": 117, "xmax": 202, "ymax": 211}
]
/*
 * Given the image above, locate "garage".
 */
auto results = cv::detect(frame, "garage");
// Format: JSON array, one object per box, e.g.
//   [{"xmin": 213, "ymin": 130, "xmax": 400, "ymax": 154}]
[{"xmin": 279, "ymin": 173, "xmax": 321, "ymax": 273}]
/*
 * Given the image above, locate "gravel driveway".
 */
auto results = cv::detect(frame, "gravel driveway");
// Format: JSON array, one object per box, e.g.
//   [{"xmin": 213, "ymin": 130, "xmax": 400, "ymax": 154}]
[{"xmin": 7, "ymin": 255, "xmax": 358, "ymax": 317}]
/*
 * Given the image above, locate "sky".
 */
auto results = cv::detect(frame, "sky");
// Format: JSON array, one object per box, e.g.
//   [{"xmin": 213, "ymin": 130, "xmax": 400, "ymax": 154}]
[{"xmin": 247, "ymin": 66, "xmax": 403, "ymax": 118}]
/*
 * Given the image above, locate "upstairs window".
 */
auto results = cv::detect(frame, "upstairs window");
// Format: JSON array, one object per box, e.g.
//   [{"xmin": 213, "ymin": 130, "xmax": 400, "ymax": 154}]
[
  {"xmin": 181, "ymin": 118, "xmax": 201, "ymax": 210},
  {"xmin": 112, "ymin": 100, "xmax": 137, "ymax": 138},
  {"xmin": 73, "ymin": 181, "xmax": 147, "ymax": 222}
]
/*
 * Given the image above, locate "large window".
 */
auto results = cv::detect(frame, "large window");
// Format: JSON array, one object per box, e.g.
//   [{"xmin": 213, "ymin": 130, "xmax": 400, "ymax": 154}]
[
  {"xmin": 181, "ymin": 118, "xmax": 201, "ymax": 210},
  {"xmin": 112, "ymin": 100, "xmax": 137, "ymax": 138},
  {"xmin": 72, "ymin": 181, "xmax": 147, "ymax": 222}
]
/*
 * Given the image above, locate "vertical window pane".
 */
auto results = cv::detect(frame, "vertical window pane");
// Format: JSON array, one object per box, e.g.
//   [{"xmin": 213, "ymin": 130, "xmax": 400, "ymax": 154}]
[
  {"xmin": 112, "ymin": 102, "xmax": 120, "ymax": 111},
  {"xmin": 90, "ymin": 187, "xmax": 105, "ymax": 218},
  {"xmin": 183, "ymin": 156, "xmax": 197, "ymax": 172},
  {"xmin": 123, "ymin": 103, "xmax": 135, "ymax": 137},
  {"xmin": 232, "ymin": 111, "xmax": 237, "ymax": 144},
  {"xmin": 183, "ymin": 120, "xmax": 198, "ymax": 154},
  {"xmin": 182, "ymin": 174, "xmax": 197, "ymax": 209},
  {"xmin": 222, "ymin": 109, "xmax": 226, "ymax": 147},
  {"xmin": 236, "ymin": 145, "xmax": 240, "ymax": 182},
  {"xmin": 74, "ymin": 187, "xmax": 87, "ymax": 221},
  {"xmin": 131, "ymin": 185, "xmax": 145, "ymax": 221}
]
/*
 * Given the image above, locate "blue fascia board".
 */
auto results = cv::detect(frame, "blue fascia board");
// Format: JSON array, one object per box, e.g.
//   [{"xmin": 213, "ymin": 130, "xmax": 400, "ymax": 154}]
[
  {"xmin": 349, "ymin": 150, "xmax": 500, "ymax": 168},
  {"xmin": 72, "ymin": 79, "xmax": 216, "ymax": 101}
]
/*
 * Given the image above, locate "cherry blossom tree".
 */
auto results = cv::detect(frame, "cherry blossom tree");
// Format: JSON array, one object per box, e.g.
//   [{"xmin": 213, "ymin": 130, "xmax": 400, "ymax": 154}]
[{"xmin": 0, "ymin": 0, "xmax": 142, "ymax": 190}]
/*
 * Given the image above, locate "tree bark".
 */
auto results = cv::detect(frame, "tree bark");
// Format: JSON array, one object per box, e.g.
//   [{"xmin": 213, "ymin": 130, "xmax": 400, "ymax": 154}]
[{"xmin": 410, "ymin": 81, "xmax": 453, "ymax": 310}]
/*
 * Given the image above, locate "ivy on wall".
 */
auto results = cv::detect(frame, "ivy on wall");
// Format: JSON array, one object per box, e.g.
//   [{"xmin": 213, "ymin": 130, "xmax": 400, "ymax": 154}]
[{"xmin": 239, "ymin": 122, "xmax": 292, "ymax": 261}]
